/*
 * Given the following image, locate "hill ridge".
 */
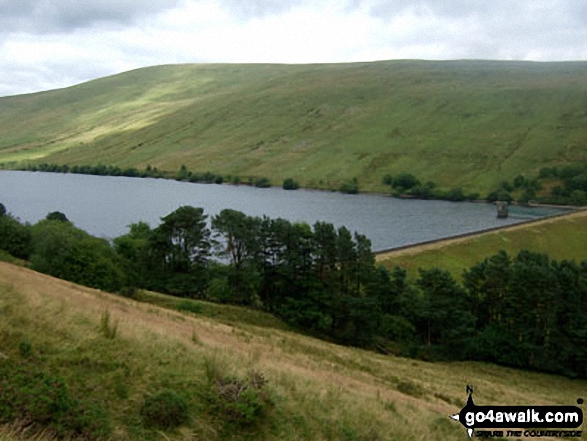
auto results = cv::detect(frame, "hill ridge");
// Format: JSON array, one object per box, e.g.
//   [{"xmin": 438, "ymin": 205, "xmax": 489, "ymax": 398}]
[{"xmin": 1, "ymin": 60, "xmax": 587, "ymax": 194}]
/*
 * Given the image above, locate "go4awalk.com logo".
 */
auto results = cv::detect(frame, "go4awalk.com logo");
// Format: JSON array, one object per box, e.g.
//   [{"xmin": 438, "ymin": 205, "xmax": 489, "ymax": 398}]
[{"xmin": 450, "ymin": 386, "xmax": 584, "ymax": 438}]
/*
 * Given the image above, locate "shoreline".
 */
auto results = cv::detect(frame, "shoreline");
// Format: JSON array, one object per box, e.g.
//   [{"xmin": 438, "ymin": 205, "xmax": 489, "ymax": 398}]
[{"xmin": 374, "ymin": 208, "xmax": 587, "ymax": 261}]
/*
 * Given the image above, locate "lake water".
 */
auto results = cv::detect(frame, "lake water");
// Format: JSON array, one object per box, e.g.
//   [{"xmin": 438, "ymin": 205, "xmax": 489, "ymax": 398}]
[{"xmin": 0, "ymin": 171, "xmax": 563, "ymax": 252}]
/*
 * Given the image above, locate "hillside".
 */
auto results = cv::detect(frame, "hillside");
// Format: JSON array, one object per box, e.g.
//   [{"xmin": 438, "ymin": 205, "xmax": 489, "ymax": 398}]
[
  {"xmin": 0, "ymin": 261, "xmax": 585, "ymax": 440},
  {"xmin": 377, "ymin": 209, "xmax": 587, "ymax": 278},
  {"xmin": 1, "ymin": 60, "xmax": 587, "ymax": 194}
]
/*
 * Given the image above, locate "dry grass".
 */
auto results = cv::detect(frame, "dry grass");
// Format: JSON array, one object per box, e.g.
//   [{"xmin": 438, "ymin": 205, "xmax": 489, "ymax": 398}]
[{"xmin": 0, "ymin": 262, "xmax": 585, "ymax": 440}]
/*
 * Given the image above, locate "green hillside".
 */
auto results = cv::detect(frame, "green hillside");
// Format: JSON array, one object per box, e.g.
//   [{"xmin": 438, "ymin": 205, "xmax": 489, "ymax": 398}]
[
  {"xmin": 1, "ymin": 60, "xmax": 587, "ymax": 193},
  {"xmin": 1, "ymin": 261, "xmax": 585, "ymax": 440},
  {"xmin": 377, "ymin": 209, "xmax": 587, "ymax": 278}
]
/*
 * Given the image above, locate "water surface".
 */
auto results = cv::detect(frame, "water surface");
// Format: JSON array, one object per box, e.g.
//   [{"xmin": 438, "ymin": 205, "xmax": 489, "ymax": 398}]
[{"xmin": 0, "ymin": 171, "xmax": 562, "ymax": 251}]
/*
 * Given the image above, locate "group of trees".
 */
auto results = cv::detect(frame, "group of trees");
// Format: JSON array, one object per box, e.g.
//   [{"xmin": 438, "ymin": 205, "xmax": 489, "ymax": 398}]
[
  {"xmin": 539, "ymin": 163, "xmax": 587, "ymax": 205},
  {"xmin": 1, "ymin": 203, "xmax": 586, "ymax": 378},
  {"xmin": 382, "ymin": 173, "xmax": 479, "ymax": 201}
]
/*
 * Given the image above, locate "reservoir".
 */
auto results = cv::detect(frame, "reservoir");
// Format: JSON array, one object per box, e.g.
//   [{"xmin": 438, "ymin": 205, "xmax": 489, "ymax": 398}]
[{"xmin": 0, "ymin": 171, "xmax": 563, "ymax": 252}]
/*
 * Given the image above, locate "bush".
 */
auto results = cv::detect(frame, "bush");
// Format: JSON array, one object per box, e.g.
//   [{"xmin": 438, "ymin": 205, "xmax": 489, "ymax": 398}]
[
  {"xmin": 141, "ymin": 389, "xmax": 189, "ymax": 429},
  {"xmin": 339, "ymin": 178, "xmax": 359, "ymax": 194},
  {"xmin": 254, "ymin": 177, "xmax": 271, "ymax": 188},
  {"xmin": 282, "ymin": 178, "xmax": 299, "ymax": 190},
  {"xmin": 392, "ymin": 173, "xmax": 420, "ymax": 190},
  {"xmin": 0, "ymin": 361, "xmax": 111, "ymax": 439},
  {"xmin": 209, "ymin": 370, "xmax": 272, "ymax": 426},
  {"xmin": 445, "ymin": 187, "xmax": 466, "ymax": 202}
]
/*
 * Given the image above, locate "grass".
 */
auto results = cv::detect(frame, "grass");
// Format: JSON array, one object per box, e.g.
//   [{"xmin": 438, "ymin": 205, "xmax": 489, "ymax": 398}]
[
  {"xmin": 1, "ymin": 61, "xmax": 587, "ymax": 195},
  {"xmin": 377, "ymin": 209, "xmax": 587, "ymax": 279},
  {"xmin": 0, "ymin": 261, "xmax": 586, "ymax": 440}
]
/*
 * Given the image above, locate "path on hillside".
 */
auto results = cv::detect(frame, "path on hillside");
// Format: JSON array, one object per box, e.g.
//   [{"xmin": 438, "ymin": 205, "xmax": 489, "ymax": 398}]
[{"xmin": 375, "ymin": 208, "xmax": 587, "ymax": 262}]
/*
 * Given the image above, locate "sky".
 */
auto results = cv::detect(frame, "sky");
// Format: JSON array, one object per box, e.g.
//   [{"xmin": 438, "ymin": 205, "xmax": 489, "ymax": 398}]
[{"xmin": 1, "ymin": 0, "xmax": 587, "ymax": 97}]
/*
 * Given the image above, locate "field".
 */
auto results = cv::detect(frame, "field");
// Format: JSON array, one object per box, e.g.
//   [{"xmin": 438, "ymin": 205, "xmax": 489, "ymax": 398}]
[
  {"xmin": 1, "ymin": 61, "xmax": 587, "ymax": 194},
  {"xmin": 377, "ymin": 209, "xmax": 587, "ymax": 278},
  {"xmin": 0, "ymin": 261, "xmax": 586, "ymax": 440}
]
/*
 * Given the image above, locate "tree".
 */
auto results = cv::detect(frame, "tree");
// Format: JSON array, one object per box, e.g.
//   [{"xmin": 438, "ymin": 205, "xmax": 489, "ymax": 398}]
[
  {"xmin": 46, "ymin": 211, "xmax": 69, "ymax": 222},
  {"xmin": 0, "ymin": 214, "xmax": 31, "ymax": 259},
  {"xmin": 149, "ymin": 206, "xmax": 212, "ymax": 296},
  {"xmin": 212, "ymin": 209, "xmax": 261, "ymax": 304},
  {"xmin": 30, "ymin": 219, "xmax": 125, "ymax": 292},
  {"xmin": 416, "ymin": 268, "xmax": 475, "ymax": 358},
  {"xmin": 463, "ymin": 250, "xmax": 510, "ymax": 329},
  {"xmin": 114, "ymin": 222, "xmax": 153, "ymax": 291}
]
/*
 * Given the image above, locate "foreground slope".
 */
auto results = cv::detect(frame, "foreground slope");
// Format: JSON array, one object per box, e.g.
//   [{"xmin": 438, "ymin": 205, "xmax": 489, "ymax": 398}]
[
  {"xmin": 377, "ymin": 209, "xmax": 587, "ymax": 278},
  {"xmin": 0, "ymin": 262, "xmax": 585, "ymax": 440},
  {"xmin": 1, "ymin": 61, "xmax": 587, "ymax": 193}
]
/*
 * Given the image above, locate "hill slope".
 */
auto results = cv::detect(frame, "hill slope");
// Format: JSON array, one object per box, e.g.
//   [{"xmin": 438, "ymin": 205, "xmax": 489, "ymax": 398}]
[
  {"xmin": 377, "ymin": 209, "xmax": 587, "ymax": 278},
  {"xmin": 0, "ymin": 261, "xmax": 586, "ymax": 440},
  {"xmin": 1, "ymin": 61, "xmax": 587, "ymax": 193}
]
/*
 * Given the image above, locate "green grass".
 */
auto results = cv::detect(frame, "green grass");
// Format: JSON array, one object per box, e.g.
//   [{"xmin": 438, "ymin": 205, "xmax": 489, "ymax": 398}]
[
  {"xmin": 1, "ymin": 261, "xmax": 586, "ymax": 440},
  {"xmin": 379, "ymin": 210, "xmax": 587, "ymax": 279},
  {"xmin": 1, "ymin": 60, "xmax": 587, "ymax": 194},
  {"xmin": 2, "ymin": 260, "xmax": 586, "ymax": 440}
]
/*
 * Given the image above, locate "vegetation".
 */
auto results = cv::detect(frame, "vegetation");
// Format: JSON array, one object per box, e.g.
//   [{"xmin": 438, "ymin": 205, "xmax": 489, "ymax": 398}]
[
  {"xmin": 140, "ymin": 389, "xmax": 189, "ymax": 429},
  {"xmin": 378, "ymin": 210, "xmax": 587, "ymax": 278},
  {"xmin": 339, "ymin": 178, "xmax": 359, "ymax": 194},
  {"xmin": 282, "ymin": 178, "xmax": 299, "ymax": 190},
  {"xmin": 2, "ymin": 61, "xmax": 587, "ymax": 196},
  {"xmin": 1, "ymin": 261, "xmax": 585, "ymax": 441},
  {"xmin": 2, "ymin": 203, "xmax": 587, "ymax": 381}
]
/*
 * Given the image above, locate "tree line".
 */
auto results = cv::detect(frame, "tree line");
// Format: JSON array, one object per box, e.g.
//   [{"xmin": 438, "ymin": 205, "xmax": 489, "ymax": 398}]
[{"xmin": 1, "ymin": 203, "xmax": 585, "ymax": 378}]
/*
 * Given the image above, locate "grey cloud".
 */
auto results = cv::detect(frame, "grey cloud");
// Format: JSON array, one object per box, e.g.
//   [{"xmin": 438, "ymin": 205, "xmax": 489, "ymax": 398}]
[{"xmin": 0, "ymin": 0, "xmax": 181, "ymax": 34}]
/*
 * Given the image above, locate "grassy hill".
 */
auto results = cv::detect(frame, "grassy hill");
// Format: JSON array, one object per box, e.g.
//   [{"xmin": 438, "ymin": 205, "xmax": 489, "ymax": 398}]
[
  {"xmin": 0, "ymin": 261, "xmax": 585, "ymax": 440},
  {"xmin": 1, "ymin": 60, "xmax": 587, "ymax": 194},
  {"xmin": 377, "ymin": 209, "xmax": 587, "ymax": 278}
]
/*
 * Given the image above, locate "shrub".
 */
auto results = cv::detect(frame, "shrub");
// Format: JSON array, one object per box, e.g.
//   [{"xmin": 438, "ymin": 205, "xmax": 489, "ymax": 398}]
[
  {"xmin": 392, "ymin": 173, "xmax": 420, "ymax": 190},
  {"xmin": 339, "ymin": 178, "xmax": 359, "ymax": 194},
  {"xmin": 0, "ymin": 361, "xmax": 111, "ymax": 438},
  {"xmin": 141, "ymin": 389, "xmax": 189, "ymax": 429},
  {"xmin": 209, "ymin": 370, "xmax": 272, "ymax": 426},
  {"xmin": 445, "ymin": 187, "xmax": 466, "ymax": 202},
  {"xmin": 282, "ymin": 178, "xmax": 299, "ymax": 190},
  {"xmin": 254, "ymin": 177, "xmax": 271, "ymax": 188}
]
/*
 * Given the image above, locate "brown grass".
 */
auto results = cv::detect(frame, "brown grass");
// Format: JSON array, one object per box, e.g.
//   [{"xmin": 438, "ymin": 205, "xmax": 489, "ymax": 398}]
[{"xmin": 0, "ymin": 262, "xmax": 585, "ymax": 440}]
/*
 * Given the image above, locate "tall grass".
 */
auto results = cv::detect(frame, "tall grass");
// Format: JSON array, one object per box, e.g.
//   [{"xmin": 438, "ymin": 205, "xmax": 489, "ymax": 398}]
[{"xmin": 0, "ymin": 262, "xmax": 585, "ymax": 440}]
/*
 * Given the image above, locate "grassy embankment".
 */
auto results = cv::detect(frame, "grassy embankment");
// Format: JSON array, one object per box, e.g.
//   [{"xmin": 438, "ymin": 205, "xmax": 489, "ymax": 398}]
[
  {"xmin": 1, "ymin": 61, "xmax": 587, "ymax": 195},
  {"xmin": 1, "ymin": 261, "xmax": 586, "ymax": 440},
  {"xmin": 377, "ymin": 209, "xmax": 587, "ymax": 279}
]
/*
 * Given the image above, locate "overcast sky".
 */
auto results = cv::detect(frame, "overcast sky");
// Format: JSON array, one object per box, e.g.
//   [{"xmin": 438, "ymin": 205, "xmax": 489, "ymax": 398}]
[{"xmin": 1, "ymin": 0, "xmax": 587, "ymax": 97}]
